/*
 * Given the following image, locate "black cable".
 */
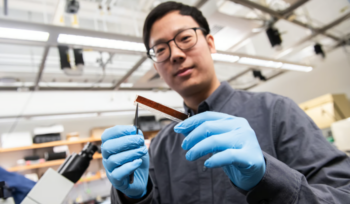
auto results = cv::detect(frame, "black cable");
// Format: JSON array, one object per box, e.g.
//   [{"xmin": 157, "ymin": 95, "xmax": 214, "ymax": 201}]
[
  {"xmin": 86, "ymin": 52, "xmax": 113, "ymax": 89},
  {"xmin": 86, "ymin": 64, "xmax": 106, "ymax": 89}
]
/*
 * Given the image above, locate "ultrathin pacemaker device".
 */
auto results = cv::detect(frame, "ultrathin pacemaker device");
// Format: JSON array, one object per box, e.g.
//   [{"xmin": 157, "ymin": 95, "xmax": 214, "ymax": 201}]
[{"xmin": 134, "ymin": 95, "xmax": 188, "ymax": 122}]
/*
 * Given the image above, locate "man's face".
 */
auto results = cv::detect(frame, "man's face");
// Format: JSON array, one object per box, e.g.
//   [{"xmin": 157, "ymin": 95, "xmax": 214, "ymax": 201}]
[{"xmin": 149, "ymin": 11, "xmax": 217, "ymax": 97}]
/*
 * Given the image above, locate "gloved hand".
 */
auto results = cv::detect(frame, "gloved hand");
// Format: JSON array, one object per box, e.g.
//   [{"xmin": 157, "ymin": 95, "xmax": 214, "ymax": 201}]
[
  {"xmin": 174, "ymin": 111, "xmax": 266, "ymax": 191},
  {"xmin": 101, "ymin": 125, "xmax": 149, "ymax": 199}
]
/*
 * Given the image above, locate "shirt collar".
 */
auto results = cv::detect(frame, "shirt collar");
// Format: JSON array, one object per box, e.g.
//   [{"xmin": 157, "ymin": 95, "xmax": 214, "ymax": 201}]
[{"xmin": 183, "ymin": 82, "xmax": 235, "ymax": 116}]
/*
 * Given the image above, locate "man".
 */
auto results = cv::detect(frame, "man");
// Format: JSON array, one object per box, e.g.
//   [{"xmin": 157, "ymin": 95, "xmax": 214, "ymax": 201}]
[
  {"xmin": 101, "ymin": 2, "xmax": 350, "ymax": 204},
  {"xmin": 0, "ymin": 167, "xmax": 36, "ymax": 204}
]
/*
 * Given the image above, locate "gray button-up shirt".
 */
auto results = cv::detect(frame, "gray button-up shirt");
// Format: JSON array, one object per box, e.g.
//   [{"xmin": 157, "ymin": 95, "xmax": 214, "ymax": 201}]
[{"xmin": 111, "ymin": 82, "xmax": 350, "ymax": 204}]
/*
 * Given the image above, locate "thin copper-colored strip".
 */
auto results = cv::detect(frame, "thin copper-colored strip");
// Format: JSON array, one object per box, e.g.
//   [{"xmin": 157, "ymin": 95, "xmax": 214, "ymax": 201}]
[{"xmin": 135, "ymin": 95, "xmax": 188, "ymax": 121}]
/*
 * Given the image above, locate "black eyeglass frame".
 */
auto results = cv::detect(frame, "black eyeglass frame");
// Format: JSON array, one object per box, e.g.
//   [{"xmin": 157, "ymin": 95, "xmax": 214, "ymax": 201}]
[{"xmin": 147, "ymin": 27, "xmax": 207, "ymax": 63}]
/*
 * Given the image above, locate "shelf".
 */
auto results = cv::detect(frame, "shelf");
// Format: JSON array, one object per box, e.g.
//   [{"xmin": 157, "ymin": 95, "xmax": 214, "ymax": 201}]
[
  {"xmin": 7, "ymin": 159, "xmax": 65, "ymax": 172},
  {"xmin": 7, "ymin": 153, "xmax": 102, "ymax": 172},
  {"xmin": 93, "ymin": 153, "xmax": 102, "ymax": 159},
  {"xmin": 77, "ymin": 172, "xmax": 105, "ymax": 184},
  {"xmin": 0, "ymin": 137, "xmax": 101, "ymax": 153}
]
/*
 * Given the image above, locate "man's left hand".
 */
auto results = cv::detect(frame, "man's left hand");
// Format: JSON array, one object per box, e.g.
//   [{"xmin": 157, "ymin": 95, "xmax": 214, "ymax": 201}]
[{"xmin": 174, "ymin": 111, "xmax": 266, "ymax": 191}]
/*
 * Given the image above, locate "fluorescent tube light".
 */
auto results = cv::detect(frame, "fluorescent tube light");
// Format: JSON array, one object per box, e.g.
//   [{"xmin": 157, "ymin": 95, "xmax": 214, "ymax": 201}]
[
  {"xmin": 120, "ymin": 83, "xmax": 134, "ymax": 88},
  {"xmin": 58, "ymin": 34, "xmax": 145, "ymax": 52},
  {"xmin": 0, "ymin": 82, "xmax": 33, "ymax": 87},
  {"xmin": 281, "ymin": 64, "xmax": 313, "ymax": 72},
  {"xmin": 31, "ymin": 113, "xmax": 98, "ymax": 120},
  {"xmin": 252, "ymin": 28, "xmax": 263, "ymax": 33},
  {"xmin": 238, "ymin": 57, "xmax": 283, "ymax": 68},
  {"xmin": 211, "ymin": 53, "xmax": 239, "ymax": 63},
  {"xmin": 100, "ymin": 111, "xmax": 135, "ymax": 116},
  {"xmin": 38, "ymin": 82, "xmax": 114, "ymax": 88},
  {"xmin": 0, "ymin": 27, "xmax": 49, "ymax": 41},
  {"xmin": 100, "ymin": 110, "xmax": 149, "ymax": 116}
]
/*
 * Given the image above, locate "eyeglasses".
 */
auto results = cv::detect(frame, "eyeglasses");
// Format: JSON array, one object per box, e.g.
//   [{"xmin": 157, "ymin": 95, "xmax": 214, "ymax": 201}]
[{"xmin": 147, "ymin": 27, "xmax": 207, "ymax": 63}]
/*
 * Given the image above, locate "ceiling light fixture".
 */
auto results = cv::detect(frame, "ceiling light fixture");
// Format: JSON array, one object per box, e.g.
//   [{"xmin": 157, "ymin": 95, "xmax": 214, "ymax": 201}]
[
  {"xmin": 237, "ymin": 57, "xmax": 312, "ymax": 72},
  {"xmin": 57, "ymin": 34, "xmax": 145, "ymax": 52},
  {"xmin": 100, "ymin": 110, "xmax": 149, "ymax": 117},
  {"xmin": 0, "ymin": 27, "xmax": 49, "ymax": 41},
  {"xmin": 38, "ymin": 82, "xmax": 113, "ymax": 88},
  {"xmin": 238, "ymin": 57, "xmax": 283, "ymax": 68},
  {"xmin": 281, "ymin": 64, "xmax": 313, "ymax": 72},
  {"xmin": 252, "ymin": 28, "xmax": 263, "ymax": 33},
  {"xmin": 120, "ymin": 83, "xmax": 134, "ymax": 88},
  {"xmin": 31, "ymin": 113, "xmax": 98, "ymax": 120},
  {"xmin": 0, "ymin": 77, "xmax": 18, "ymax": 84},
  {"xmin": 211, "ymin": 53, "xmax": 240, "ymax": 63},
  {"xmin": 0, "ymin": 82, "xmax": 33, "ymax": 87}
]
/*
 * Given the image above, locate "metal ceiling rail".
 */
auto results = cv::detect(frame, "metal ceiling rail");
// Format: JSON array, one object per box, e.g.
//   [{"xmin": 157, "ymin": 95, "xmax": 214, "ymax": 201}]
[
  {"xmin": 279, "ymin": 0, "xmax": 310, "ymax": 18},
  {"xmin": 327, "ymin": 33, "xmax": 350, "ymax": 53},
  {"xmin": 231, "ymin": 0, "xmax": 284, "ymax": 18},
  {"xmin": 230, "ymin": 0, "xmax": 342, "ymax": 42},
  {"xmin": 275, "ymin": 12, "xmax": 350, "ymax": 59},
  {"xmin": 227, "ymin": 0, "xmax": 309, "ymax": 52}
]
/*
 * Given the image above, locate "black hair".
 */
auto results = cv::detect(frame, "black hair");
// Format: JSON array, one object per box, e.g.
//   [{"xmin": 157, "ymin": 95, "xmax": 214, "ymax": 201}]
[{"xmin": 142, "ymin": 1, "xmax": 210, "ymax": 51}]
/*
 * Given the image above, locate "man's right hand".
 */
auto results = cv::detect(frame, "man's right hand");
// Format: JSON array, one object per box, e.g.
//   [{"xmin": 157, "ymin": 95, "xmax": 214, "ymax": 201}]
[{"xmin": 101, "ymin": 125, "xmax": 149, "ymax": 199}]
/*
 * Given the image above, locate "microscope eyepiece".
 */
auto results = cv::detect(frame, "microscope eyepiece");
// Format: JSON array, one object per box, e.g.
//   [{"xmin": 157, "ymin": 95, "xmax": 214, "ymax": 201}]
[
  {"xmin": 57, "ymin": 142, "xmax": 99, "ymax": 183},
  {"xmin": 80, "ymin": 142, "xmax": 98, "ymax": 159}
]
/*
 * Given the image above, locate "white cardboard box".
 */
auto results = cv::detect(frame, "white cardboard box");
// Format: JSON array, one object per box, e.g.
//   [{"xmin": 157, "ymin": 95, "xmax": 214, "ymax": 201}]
[{"xmin": 1, "ymin": 132, "xmax": 32, "ymax": 148}]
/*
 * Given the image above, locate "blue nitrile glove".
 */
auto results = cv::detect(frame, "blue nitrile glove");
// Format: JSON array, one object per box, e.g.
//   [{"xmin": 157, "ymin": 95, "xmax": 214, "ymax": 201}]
[
  {"xmin": 101, "ymin": 125, "xmax": 149, "ymax": 199},
  {"xmin": 174, "ymin": 111, "xmax": 266, "ymax": 191}
]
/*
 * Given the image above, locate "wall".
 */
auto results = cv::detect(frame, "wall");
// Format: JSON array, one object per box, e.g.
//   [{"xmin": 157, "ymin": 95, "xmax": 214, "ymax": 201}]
[
  {"xmin": 0, "ymin": 109, "xmax": 172, "ymax": 139},
  {"xmin": 0, "ymin": 90, "xmax": 184, "ymax": 146},
  {"xmin": 0, "ymin": 90, "xmax": 183, "ymax": 117},
  {"xmin": 250, "ymin": 47, "xmax": 350, "ymax": 104}
]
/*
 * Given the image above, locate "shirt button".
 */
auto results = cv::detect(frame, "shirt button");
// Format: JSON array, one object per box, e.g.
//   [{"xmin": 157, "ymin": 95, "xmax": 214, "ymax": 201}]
[{"xmin": 259, "ymin": 200, "xmax": 268, "ymax": 204}]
